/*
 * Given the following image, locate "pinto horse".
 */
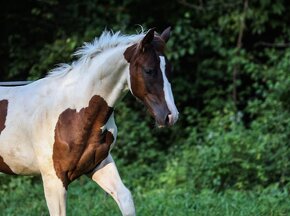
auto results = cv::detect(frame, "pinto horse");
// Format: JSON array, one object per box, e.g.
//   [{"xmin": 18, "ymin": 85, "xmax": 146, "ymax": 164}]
[{"xmin": 0, "ymin": 27, "xmax": 178, "ymax": 216}]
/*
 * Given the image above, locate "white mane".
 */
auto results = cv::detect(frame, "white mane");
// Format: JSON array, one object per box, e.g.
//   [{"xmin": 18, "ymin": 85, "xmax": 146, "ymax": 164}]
[{"xmin": 48, "ymin": 30, "xmax": 144, "ymax": 78}]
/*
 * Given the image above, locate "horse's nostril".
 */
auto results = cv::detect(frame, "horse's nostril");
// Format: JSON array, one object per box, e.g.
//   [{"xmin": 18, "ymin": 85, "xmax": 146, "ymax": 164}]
[
  {"xmin": 165, "ymin": 113, "xmax": 172, "ymax": 126},
  {"xmin": 165, "ymin": 115, "xmax": 169, "ymax": 125}
]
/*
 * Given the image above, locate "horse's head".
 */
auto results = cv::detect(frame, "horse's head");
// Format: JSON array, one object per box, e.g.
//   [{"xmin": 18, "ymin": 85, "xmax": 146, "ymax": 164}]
[{"xmin": 124, "ymin": 27, "xmax": 179, "ymax": 127}]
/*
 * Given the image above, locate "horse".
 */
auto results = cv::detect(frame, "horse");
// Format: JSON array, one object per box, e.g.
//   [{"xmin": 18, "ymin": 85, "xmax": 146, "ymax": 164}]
[{"xmin": 0, "ymin": 27, "xmax": 179, "ymax": 216}]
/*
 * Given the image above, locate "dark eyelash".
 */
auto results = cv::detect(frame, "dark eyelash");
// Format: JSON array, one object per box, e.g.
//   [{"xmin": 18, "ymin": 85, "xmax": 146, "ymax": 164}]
[{"xmin": 144, "ymin": 69, "xmax": 155, "ymax": 75}]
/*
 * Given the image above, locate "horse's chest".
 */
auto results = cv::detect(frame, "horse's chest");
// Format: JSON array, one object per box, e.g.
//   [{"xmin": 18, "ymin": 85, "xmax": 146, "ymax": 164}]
[{"xmin": 52, "ymin": 95, "xmax": 115, "ymax": 187}]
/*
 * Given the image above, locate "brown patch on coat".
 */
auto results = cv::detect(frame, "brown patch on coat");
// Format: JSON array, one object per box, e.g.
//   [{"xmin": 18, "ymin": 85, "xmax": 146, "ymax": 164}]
[
  {"xmin": 0, "ymin": 99, "xmax": 8, "ymax": 134},
  {"xmin": 0, "ymin": 156, "xmax": 15, "ymax": 174},
  {"xmin": 53, "ymin": 95, "xmax": 113, "ymax": 188},
  {"xmin": 0, "ymin": 99, "xmax": 15, "ymax": 174}
]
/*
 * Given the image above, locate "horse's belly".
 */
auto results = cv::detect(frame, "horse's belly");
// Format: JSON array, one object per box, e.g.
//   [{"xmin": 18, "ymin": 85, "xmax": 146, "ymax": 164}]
[
  {"xmin": 0, "ymin": 136, "xmax": 39, "ymax": 175},
  {"xmin": 0, "ymin": 114, "xmax": 39, "ymax": 175}
]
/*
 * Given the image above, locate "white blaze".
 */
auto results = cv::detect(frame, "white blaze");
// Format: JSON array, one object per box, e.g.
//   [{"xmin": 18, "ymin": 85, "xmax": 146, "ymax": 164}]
[{"xmin": 159, "ymin": 56, "xmax": 179, "ymax": 124}]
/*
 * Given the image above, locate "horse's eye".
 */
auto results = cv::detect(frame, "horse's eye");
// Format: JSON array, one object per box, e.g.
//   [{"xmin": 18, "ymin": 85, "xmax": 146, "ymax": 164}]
[{"xmin": 144, "ymin": 69, "xmax": 155, "ymax": 75}]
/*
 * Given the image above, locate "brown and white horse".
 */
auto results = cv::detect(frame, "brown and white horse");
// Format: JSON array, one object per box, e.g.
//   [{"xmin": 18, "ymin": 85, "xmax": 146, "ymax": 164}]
[{"xmin": 0, "ymin": 28, "xmax": 178, "ymax": 216}]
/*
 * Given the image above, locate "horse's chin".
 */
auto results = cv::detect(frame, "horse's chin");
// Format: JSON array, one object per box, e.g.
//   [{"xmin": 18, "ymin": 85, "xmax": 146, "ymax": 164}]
[
  {"xmin": 155, "ymin": 119, "xmax": 171, "ymax": 128},
  {"xmin": 157, "ymin": 124, "xmax": 166, "ymax": 128}
]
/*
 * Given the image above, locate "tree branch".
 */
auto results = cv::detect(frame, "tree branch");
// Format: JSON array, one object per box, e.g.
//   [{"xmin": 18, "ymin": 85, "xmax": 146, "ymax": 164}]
[
  {"xmin": 177, "ymin": 0, "xmax": 204, "ymax": 10},
  {"xmin": 177, "ymin": 1, "xmax": 241, "ymax": 11},
  {"xmin": 233, "ymin": 0, "xmax": 248, "ymax": 109},
  {"xmin": 255, "ymin": 42, "xmax": 290, "ymax": 48}
]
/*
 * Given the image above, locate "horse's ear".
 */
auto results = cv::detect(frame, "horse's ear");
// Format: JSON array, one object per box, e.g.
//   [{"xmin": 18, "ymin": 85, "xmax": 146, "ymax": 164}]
[
  {"xmin": 141, "ymin": 28, "xmax": 156, "ymax": 51},
  {"xmin": 161, "ymin": 26, "xmax": 171, "ymax": 43},
  {"xmin": 124, "ymin": 44, "xmax": 137, "ymax": 63}
]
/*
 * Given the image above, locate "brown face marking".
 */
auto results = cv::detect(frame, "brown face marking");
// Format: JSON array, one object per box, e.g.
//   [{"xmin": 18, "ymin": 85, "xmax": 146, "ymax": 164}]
[
  {"xmin": 0, "ymin": 99, "xmax": 15, "ymax": 175},
  {"xmin": 124, "ymin": 29, "xmax": 171, "ymax": 125},
  {"xmin": 53, "ymin": 95, "xmax": 113, "ymax": 188}
]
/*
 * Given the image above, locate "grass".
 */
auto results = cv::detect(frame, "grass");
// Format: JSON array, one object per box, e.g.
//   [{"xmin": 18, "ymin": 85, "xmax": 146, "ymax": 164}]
[{"xmin": 0, "ymin": 175, "xmax": 289, "ymax": 216}]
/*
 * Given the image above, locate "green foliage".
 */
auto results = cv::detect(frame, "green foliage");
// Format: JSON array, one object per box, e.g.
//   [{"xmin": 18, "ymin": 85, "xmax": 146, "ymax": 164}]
[
  {"xmin": 0, "ymin": 175, "xmax": 289, "ymax": 215},
  {"xmin": 159, "ymin": 107, "xmax": 290, "ymax": 191}
]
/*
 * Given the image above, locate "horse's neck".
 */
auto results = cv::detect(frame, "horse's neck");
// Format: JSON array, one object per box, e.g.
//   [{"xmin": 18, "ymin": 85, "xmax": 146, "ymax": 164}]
[{"xmin": 60, "ymin": 45, "xmax": 129, "ymax": 109}]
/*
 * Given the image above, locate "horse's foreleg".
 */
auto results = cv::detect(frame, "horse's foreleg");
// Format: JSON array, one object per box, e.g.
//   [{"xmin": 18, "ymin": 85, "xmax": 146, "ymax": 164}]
[
  {"xmin": 90, "ymin": 154, "xmax": 136, "ymax": 216},
  {"xmin": 41, "ymin": 173, "xmax": 67, "ymax": 216}
]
